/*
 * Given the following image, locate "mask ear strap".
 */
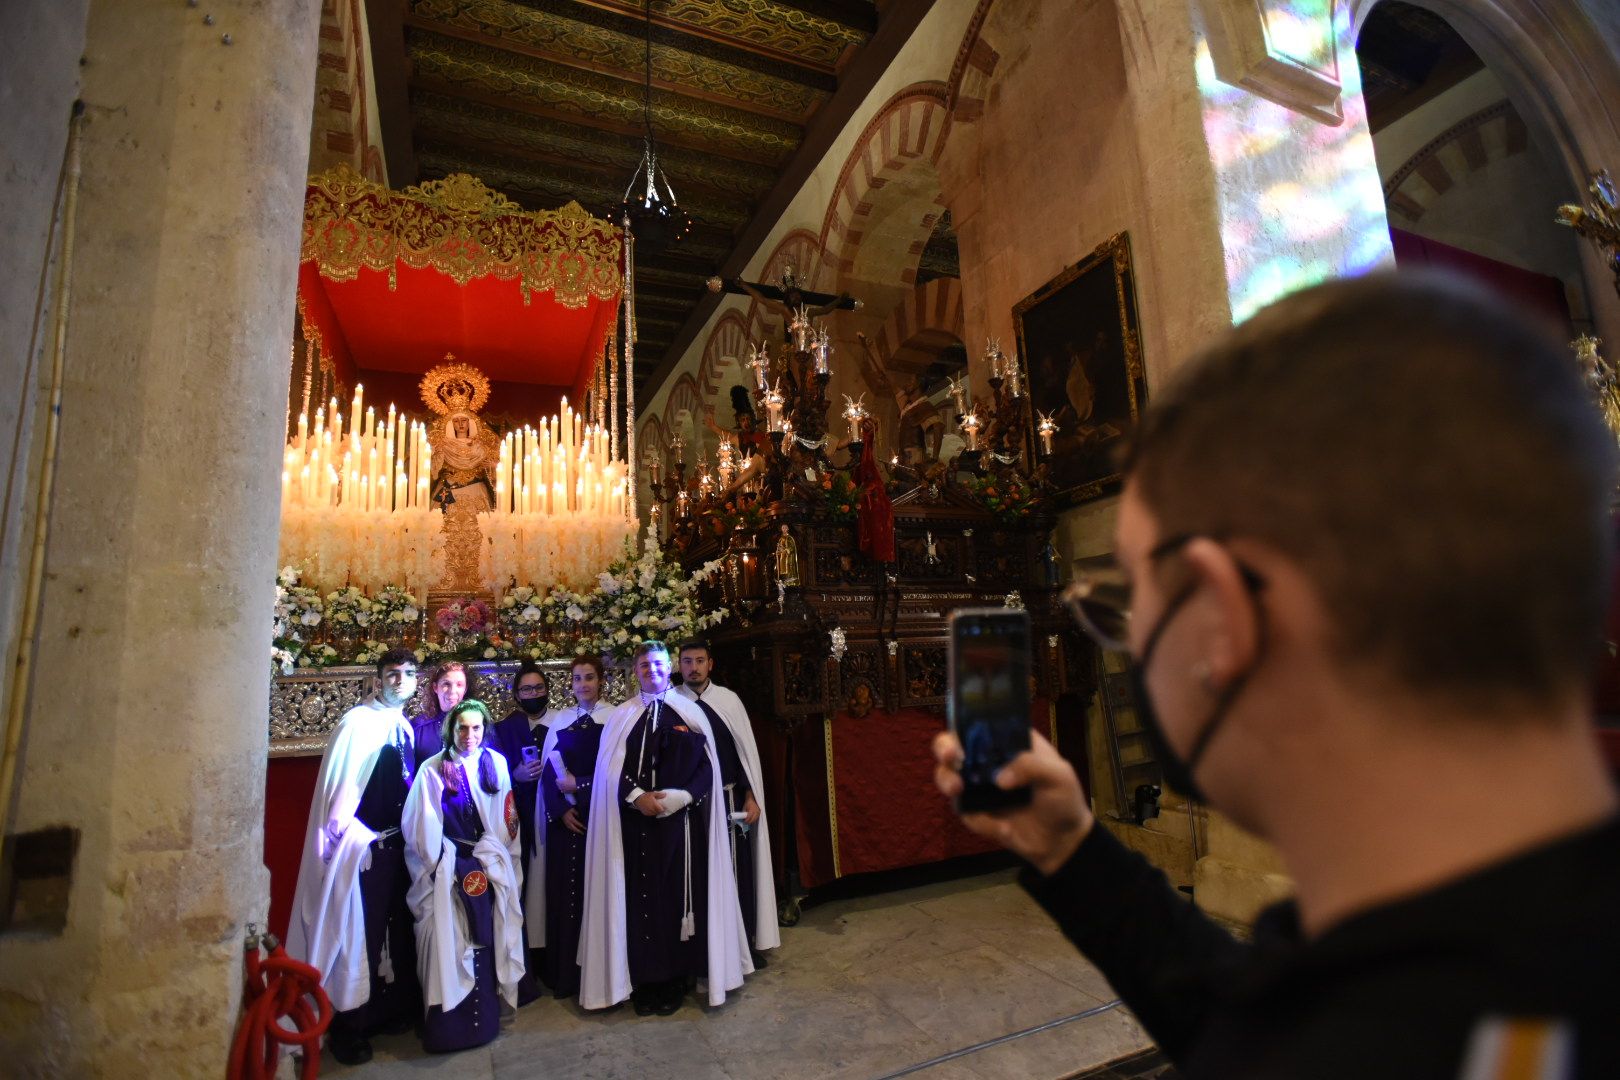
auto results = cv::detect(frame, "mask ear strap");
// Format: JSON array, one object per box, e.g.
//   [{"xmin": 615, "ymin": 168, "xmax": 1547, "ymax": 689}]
[
  {"xmin": 1137, "ymin": 584, "xmax": 1196, "ymax": 669},
  {"xmin": 1182, "ymin": 590, "xmax": 1267, "ymax": 773}
]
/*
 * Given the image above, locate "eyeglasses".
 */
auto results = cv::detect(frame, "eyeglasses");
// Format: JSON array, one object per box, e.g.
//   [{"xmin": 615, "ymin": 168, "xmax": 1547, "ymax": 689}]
[
  {"xmin": 515, "ymin": 685, "xmax": 546, "ymax": 698},
  {"xmin": 1062, "ymin": 534, "xmax": 1263, "ymax": 652}
]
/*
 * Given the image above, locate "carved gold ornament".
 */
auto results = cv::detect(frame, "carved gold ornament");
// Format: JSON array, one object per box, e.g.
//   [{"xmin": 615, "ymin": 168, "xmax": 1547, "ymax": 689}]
[
  {"xmin": 420, "ymin": 356, "xmax": 492, "ymax": 416},
  {"xmin": 301, "ymin": 163, "xmax": 622, "ymax": 307}
]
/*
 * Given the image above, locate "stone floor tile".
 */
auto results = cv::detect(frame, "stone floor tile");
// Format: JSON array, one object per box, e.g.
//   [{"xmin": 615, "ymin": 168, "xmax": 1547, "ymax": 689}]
[
  {"xmin": 850, "ymin": 943, "xmax": 1106, "ymax": 1048},
  {"xmin": 793, "ymin": 898, "xmax": 988, "ymax": 974},
  {"xmin": 954, "ymin": 1007, "xmax": 1153, "ymax": 1080},
  {"xmin": 489, "ymin": 1017, "xmax": 728, "ymax": 1079}
]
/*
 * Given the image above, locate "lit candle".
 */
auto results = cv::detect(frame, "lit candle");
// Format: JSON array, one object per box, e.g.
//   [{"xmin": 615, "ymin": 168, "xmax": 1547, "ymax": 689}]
[
  {"xmin": 297, "ymin": 410, "xmax": 308, "ymax": 452},
  {"xmin": 349, "ymin": 385, "xmax": 363, "ymax": 444},
  {"xmin": 841, "ymin": 393, "xmax": 868, "ymax": 442},
  {"xmin": 1037, "ymin": 411, "xmax": 1058, "ymax": 456},
  {"xmin": 961, "ymin": 411, "xmax": 981, "ymax": 451}
]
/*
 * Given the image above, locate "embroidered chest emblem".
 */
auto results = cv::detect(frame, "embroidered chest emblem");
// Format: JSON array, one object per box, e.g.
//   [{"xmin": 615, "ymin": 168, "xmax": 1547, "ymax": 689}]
[{"xmin": 461, "ymin": 869, "xmax": 489, "ymax": 897}]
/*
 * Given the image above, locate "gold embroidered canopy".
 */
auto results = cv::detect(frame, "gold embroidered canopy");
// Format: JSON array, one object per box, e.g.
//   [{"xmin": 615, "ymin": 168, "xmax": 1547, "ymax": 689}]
[{"xmin": 301, "ymin": 163, "xmax": 622, "ymax": 307}]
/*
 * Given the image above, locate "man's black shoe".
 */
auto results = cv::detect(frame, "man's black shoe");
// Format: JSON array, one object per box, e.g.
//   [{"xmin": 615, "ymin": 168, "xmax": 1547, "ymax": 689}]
[
  {"xmin": 329, "ymin": 1033, "xmax": 373, "ymax": 1067},
  {"xmin": 751, "ymin": 950, "xmax": 769, "ymax": 970}
]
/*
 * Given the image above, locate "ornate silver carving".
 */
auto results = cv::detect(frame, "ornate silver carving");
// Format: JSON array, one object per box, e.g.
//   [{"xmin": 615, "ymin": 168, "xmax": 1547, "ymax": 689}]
[{"xmin": 270, "ymin": 660, "xmax": 632, "ymax": 757}]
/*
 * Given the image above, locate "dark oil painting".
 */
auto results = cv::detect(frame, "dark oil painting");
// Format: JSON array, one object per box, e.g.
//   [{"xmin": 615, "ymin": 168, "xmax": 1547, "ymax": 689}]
[{"xmin": 1013, "ymin": 232, "xmax": 1146, "ymax": 506}]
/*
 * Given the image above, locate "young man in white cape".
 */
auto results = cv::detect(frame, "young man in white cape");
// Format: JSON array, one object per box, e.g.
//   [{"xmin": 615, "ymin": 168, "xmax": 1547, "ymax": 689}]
[
  {"xmin": 525, "ymin": 652, "xmax": 617, "ymax": 997},
  {"xmin": 577, "ymin": 640, "xmax": 751, "ymax": 1014},
  {"xmin": 286, "ymin": 647, "xmax": 423, "ymax": 1067},
  {"xmin": 402, "ymin": 698, "xmax": 526, "ymax": 1053},
  {"xmin": 676, "ymin": 639, "xmax": 780, "ymax": 966}
]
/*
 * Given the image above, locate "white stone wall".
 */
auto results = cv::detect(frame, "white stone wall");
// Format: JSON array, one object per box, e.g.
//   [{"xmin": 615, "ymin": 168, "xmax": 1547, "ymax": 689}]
[{"xmin": 0, "ymin": 1, "xmax": 322, "ymax": 1074}]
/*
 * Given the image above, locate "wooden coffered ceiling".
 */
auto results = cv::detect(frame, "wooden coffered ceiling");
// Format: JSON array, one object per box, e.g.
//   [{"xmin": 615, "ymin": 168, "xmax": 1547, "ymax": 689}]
[{"xmin": 367, "ymin": 0, "xmax": 933, "ymax": 400}]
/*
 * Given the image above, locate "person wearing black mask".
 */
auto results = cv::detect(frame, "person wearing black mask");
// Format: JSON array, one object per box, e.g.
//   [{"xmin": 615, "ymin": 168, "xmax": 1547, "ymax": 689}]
[
  {"xmin": 933, "ymin": 274, "xmax": 1620, "ymax": 1078},
  {"xmin": 488, "ymin": 659, "xmax": 549, "ymax": 1003}
]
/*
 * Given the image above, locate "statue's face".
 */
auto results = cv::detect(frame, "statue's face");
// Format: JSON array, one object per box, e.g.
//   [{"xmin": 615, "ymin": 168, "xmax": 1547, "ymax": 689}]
[{"xmin": 453, "ymin": 418, "xmax": 471, "ymax": 439}]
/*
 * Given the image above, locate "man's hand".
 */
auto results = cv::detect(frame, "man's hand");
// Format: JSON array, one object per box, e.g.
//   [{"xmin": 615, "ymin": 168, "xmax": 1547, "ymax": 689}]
[
  {"xmin": 634, "ymin": 791, "xmax": 666, "ymax": 817},
  {"xmin": 932, "ymin": 730, "xmax": 1094, "ymax": 876},
  {"xmin": 324, "ymin": 816, "xmax": 349, "ymax": 849},
  {"xmin": 557, "ymin": 771, "xmax": 579, "ymax": 794},
  {"xmin": 514, "ymin": 758, "xmax": 544, "ymax": 783},
  {"xmin": 562, "ymin": 807, "xmax": 586, "ymax": 835},
  {"xmin": 743, "ymin": 792, "xmax": 761, "ymax": 825}
]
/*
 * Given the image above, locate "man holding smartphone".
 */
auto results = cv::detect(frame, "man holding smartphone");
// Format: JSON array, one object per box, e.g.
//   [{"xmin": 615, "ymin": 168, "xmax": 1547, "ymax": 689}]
[{"xmin": 935, "ymin": 274, "xmax": 1620, "ymax": 1077}]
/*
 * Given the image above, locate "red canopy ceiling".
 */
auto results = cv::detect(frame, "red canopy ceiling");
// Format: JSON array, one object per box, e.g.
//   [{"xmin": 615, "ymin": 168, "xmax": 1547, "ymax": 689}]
[
  {"xmin": 300, "ymin": 261, "xmax": 617, "ymax": 400},
  {"xmin": 296, "ymin": 165, "xmax": 623, "ymax": 403}
]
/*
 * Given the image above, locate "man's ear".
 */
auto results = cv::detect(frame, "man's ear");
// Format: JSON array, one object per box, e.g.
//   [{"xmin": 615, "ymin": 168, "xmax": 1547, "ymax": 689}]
[{"xmin": 1181, "ymin": 538, "xmax": 1260, "ymax": 690}]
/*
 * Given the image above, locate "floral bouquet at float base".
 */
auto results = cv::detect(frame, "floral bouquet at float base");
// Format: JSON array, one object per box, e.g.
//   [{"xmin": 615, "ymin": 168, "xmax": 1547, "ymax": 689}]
[
  {"xmin": 372, "ymin": 584, "xmax": 422, "ymax": 641},
  {"xmin": 435, "ymin": 596, "xmax": 497, "ymax": 655},
  {"xmin": 579, "ymin": 535, "xmax": 729, "ymax": 660},
  {"xmin": 272, "ymin": 565, "xmax": 324, "ymax": 673}
]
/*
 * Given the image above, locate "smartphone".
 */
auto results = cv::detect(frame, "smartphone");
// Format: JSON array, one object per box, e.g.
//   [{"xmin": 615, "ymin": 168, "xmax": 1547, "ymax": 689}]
[
  {"xmin": 948, "ymin": 607, "xmax": 1033, "ymax": 813},
  {"xmin": 521, "ymin": 745, "xmax": 541, "ymax": 769}
]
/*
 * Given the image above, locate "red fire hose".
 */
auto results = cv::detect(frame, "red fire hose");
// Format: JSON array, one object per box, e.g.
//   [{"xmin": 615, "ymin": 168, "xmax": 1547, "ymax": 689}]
[{"xmin": 228, "ymin": 925, "xmax": 332, "ymax": 1080}]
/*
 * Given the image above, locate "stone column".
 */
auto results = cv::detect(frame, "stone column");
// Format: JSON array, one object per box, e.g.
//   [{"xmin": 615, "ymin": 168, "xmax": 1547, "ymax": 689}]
[{"xmin": 0, "ymin": 1, "xmax": 320, "ymax": 1074}]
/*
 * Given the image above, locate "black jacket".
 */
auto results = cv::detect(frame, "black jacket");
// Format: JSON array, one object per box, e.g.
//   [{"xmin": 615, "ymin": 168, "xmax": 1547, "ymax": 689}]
[{"xmin": 1022, "ymin": 816, "xmax": 1620, "ymax": 1077}]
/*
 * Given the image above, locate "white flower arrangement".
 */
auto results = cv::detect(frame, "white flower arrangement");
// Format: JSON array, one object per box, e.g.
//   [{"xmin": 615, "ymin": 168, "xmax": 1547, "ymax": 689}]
[
  {"xmin": 373, "ymin": 584, "xmax": 421, "ymax": 627},
  {"xmin": 352, "ymin": 639, "xmax": 392, "ymax": 666},
  {"xmin": 574, "ymin": 535, "xmax": 729, "ymax": 659},
  {"xmin": 272, "ymin": 565, "xmax": 324, "ymax": 674},
  {"xmin": 323, "ymin": 585, "xmax": 371, "ymax": 630}
]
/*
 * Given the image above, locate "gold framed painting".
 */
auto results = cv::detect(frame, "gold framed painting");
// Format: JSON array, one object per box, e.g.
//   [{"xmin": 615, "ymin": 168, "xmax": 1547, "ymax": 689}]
[{"xmin": 1013, "ymin": 232, "xmax": 1146, "ymax": 507}]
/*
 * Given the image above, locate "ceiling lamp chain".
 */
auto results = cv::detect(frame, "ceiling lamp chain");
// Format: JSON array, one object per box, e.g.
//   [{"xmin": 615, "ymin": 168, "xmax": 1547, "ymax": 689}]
[{"xmin": 619, "ymin": 0, "xmax": 692, "ymax": 254}]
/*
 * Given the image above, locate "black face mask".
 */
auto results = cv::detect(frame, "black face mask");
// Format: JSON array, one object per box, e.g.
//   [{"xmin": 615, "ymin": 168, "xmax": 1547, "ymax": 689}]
[
  {"xmin": 1129, "ymin": 584, "xmax": 1259, "ymax": 805},
  {"xmin": 517, "ymin": 697, "xmax": 547, "ymax": 716}
]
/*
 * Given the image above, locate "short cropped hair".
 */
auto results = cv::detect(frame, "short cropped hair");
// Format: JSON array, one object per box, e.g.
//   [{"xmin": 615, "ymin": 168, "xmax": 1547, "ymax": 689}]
[
  {"xmin": 1127, "ymin": 272, "xmax": 1616, "ymax": 711},
  {"xmin": 632, "ymin": 640, "xmax": 669, "ymax": 662},
  {"xmin": 570, "ymin": 653, "xmax": 604, "ymax": 680},
  {"xmin": 376, "ymin": 647, "xmax": 418, "ymax": 677},
  {"xmin": 676, "ymin": 639, "xmax": 711, "ymax": 658}
]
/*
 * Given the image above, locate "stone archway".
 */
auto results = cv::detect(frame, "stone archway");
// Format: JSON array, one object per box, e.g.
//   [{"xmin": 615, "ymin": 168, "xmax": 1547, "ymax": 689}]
[
  {"xmin": 1348, "ymin": 0, "xmax": 1620, "ymax": 343},
  {"xmin": 817, "ymin": 83, "xmax": 951, "ymax": 296}
]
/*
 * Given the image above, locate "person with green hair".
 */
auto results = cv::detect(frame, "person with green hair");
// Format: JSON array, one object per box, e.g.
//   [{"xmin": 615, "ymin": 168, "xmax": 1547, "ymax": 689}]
[{"xmin": 402, "ymin": 698, "xmax": 525, "ymax": 1053}]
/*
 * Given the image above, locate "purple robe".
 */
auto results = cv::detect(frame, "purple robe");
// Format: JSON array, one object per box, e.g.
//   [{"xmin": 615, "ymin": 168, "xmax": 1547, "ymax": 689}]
[
  {"xmin": 489, "ymin": 710, "xmax": 545, "ymax": 871},
  {"xmin": 411, "ymin": 712, "xmax": 444, "ymax": 771},
  {"xmin": 539, "ymin": 713, "xmax": 605, "ymax": 996},
  {"xmin": 329, "ymin": 735, "xmax": 420, "ymax": 1044},
  {"xmin": 421, "ymin": 758, "xmax": 501, "ymax": 1053},
  {"xmin": 617, "ymin": 703, "xmax": 713, "ymax": 988}
]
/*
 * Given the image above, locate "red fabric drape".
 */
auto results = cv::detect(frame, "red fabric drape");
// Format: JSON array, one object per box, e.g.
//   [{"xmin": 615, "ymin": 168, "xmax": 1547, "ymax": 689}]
[
  {"xmin": 853, "ymin": 420, "xmax": 895, "ymax": 563},
  {"xmin": 264, "ymin": 756, "xmax": 321, "ymax": 940},
  {"xmin": 1388, "ymin": 228, "xmax": 1572, "ymax": 332}
]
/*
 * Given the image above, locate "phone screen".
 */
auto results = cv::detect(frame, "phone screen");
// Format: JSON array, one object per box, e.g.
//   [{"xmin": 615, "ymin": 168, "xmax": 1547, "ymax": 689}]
[{"xmin": 948, "ymin": 608, "xmax": 1033, "ymax": 813}]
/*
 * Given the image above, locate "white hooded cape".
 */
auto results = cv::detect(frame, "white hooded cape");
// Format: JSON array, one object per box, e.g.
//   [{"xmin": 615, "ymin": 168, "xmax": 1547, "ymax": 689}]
[
  {"xmin": 576, "ymin": 690, "xmax": 751, "ymax": 1009},
  {"xmin": 676, "ymin": 681, "xmax": 780, "ymax": 952},
  {"xmin": 286, "ymin": 698, "xmax": 414, "ymax": 1012},
  {"xmin": 523, "ymin": 698, "xmax": 616, "ymax": 947},
  {"xmin": 402, "ymin": 748, "xmax": 526, "ymax": 1012}
]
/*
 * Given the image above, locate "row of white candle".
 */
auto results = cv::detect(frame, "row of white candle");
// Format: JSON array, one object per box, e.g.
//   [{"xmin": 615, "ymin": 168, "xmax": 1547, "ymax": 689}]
[
  {"xmin": 281, "ymin": 384, "xmax": 431, "ymax": 512},
  {"xmin": 493, "ymin": 398, "xmax": 629, "ymax": 518}
]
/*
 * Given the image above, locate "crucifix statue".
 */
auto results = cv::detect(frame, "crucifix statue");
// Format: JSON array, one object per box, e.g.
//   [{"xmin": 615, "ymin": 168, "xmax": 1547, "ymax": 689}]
[{"xmin": 706, "ymin": 266, "xmax": 862, "ymax": 345}]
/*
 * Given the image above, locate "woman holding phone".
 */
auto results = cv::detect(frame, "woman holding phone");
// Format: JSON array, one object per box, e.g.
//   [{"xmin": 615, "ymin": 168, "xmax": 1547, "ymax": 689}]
[{"xmin": 488, "ymin": 659, "xmax": 550, "ymax": 1002}]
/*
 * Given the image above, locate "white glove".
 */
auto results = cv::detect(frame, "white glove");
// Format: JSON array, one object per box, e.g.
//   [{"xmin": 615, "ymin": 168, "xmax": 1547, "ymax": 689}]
[{"xmin": 656, "ymin": 789, "xmax": 692, "ymax": 817}]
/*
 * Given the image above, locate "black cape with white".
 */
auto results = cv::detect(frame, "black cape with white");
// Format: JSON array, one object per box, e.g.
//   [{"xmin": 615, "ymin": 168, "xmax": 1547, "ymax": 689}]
[
  {"xmin": 675, "ymin": 681, "xmax": 780, "ymax": 953},
  {"xmin": 577, "ymin": 689, "xmax": 751, "ymax": 1008}
]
